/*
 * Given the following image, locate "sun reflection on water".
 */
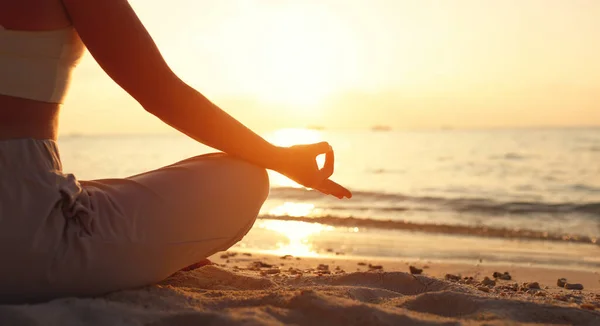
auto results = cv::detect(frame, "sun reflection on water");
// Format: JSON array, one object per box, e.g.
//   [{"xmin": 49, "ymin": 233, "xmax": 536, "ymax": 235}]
[
  {"xmin": 269, "ymin": 202, "xmax": 317, "ymax": 217},
  {"xmin": 258, "ymin": 128, "xmax": 335, "ymax": 256},
  {"xmin": 259, "ymin": 220, "xmax": 333, "ymax": 257}
]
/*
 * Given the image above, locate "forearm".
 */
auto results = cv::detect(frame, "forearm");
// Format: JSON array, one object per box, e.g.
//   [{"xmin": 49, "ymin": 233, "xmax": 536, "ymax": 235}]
[{"xmin": 144, "ymin": 77, "xmax": 284, "ymax": 170}]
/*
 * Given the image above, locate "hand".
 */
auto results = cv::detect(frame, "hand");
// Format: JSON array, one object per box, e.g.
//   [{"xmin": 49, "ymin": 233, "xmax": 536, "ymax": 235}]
[{"xmin": 274, "ymin": 142, "xmax": 352, "ymax": 199}]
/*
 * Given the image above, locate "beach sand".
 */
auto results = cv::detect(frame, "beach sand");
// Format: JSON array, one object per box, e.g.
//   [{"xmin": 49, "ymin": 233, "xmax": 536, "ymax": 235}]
[{"xmin": 2, "ymin": 252, "xmax": 598, "ymax": 325}]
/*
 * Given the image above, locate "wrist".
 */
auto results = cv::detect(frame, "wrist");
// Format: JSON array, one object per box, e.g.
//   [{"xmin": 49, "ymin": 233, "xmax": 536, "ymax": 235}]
[{"xmin": 266, "ymin": 145, "xmax": 290, "ymax": 171}]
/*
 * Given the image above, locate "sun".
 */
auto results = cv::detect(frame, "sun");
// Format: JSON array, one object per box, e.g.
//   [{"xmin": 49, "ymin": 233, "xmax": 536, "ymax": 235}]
[
  {"xmin": 266, "ymin": 128, "xmax": 323, "ymax": 147},
  {"xmin": 243, "ymin": 6, "xmax": 351, "ymax": 111}
]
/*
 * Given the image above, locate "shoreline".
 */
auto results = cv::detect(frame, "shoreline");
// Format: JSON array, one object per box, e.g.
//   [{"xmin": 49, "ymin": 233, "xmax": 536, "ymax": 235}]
[
  {"xmin": 258, "ymin": 215, "xmax": 599, "ymax": 246},
  {"xmin": 237, "ymin": 219, "xmax": 600, "ymax": 273},
  {"xmin": 233, "ymin": 247, "xmax": 600, "ymax": 275}
]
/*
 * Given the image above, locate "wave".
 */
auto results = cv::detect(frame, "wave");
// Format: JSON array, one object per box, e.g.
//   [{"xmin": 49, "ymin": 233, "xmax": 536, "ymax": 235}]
[
  {"xmin": 367, "ymin": 168, "xmax": 407, "ymax": 174},
  {"xmin": 570, "ymin": 183, "xmax": 600, "ymax": 193},
  {"xmin": 489, "ymin": 152, "xmax": 530, "ymax": 160},
  {"xmin": 257, "ymin": 214, "xmax": 598, "ymax": 245},
  {"xmin": 269, "ymin": 187, "xmax": 600, "ymax": 217}
]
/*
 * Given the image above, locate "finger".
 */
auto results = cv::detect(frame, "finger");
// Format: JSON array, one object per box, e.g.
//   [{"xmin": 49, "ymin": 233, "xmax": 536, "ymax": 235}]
[
  {"xmin": 315, "ymin": 179, "xmax": 352, "ymax": 199},
  {"xmin": 319, "ymin": 150, "xmax": 334, "ymax": 180},
  {"xmin": 305, "ymin": 141, "xmax": 332, "ymax": 156}
]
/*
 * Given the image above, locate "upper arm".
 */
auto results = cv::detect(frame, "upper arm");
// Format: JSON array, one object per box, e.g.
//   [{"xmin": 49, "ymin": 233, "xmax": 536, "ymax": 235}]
[{"xmin": 62, "ymin": 0, "xmax": 178, "ymax": 108}]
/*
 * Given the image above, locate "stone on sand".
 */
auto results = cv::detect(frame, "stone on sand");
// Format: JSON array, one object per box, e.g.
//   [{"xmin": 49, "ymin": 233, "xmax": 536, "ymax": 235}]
[
  {"xmin": 481, "ymin": 277, "xmax": 496, "ymax": 287},
  {"xmin": 565, "ymin": 283, "xmax": 584, "ymax": 290},
  {"xmin": 409, "ymin": 266, "xmax": 423, "ymax": 275}
]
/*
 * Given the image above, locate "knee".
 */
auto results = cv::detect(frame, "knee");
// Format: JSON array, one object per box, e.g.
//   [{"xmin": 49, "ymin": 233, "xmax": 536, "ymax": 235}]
[
  {"xmin": 235, "ymin": 159, "xmax": 270, "ymax": 206},
  {"xmin": 210, "ymin": 153, "xmax": 270, "ymax": 204},
  {"xmin": 217, "ymin": 157, "xmax": 269, "ymax": 246},
  {"xmin": 184, "ymin": 152, "xmax": 270, "ymax": 207}
]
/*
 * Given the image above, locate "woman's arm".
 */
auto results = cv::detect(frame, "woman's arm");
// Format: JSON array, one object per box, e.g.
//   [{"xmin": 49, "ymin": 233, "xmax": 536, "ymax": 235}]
[
  {"xmin": 62, "ymin": 0, "xmax": 351, "ymax": 198},
  {"xmin": 62, "ymin": 0, "xmax": 283, "ymax": 170}
]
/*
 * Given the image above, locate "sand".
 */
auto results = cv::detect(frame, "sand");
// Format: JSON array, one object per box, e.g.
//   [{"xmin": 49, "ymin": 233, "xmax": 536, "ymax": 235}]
[{"xmin": 1, "ymin": 252, "xmax": 598, "ymax": 326}]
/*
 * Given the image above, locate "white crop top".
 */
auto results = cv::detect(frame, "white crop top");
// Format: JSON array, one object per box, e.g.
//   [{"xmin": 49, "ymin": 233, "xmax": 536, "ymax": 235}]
[{"xmin": 0, "ymin": 26, "xmax": 85, "ymax": 104}]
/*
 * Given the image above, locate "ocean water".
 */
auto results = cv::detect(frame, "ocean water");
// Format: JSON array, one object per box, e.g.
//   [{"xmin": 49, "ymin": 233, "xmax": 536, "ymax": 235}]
[{"xmin": 57, "ymin": 128, "xmax": 600, "ymax": 269}]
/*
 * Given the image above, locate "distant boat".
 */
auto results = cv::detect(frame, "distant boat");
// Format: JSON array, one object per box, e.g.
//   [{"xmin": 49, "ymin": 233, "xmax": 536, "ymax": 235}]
[
  {"xmin": 307, "ymin": 126, "xmax": 325, "ymax": 131},
  {"xmin": 371, "ymin": 125, "xmax": 392, "ymax": 132},
  {"xmin": 64, "ymin": 132, "xmax": 84, "ymax": 138}
]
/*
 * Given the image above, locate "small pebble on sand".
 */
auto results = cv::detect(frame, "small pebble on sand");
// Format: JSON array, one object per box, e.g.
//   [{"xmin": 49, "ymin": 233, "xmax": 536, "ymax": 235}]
[
  {"xmin": 265, "ymin": 268, "xmax": 281, "ymax": 275},
  {"xmin": 445, "ymin": 274, "xmax": 461, "ymax": 282},
  {"xmin": 564, "ymin": 283, "xmax": 584, "ymax": 290},
  {"xmin": 249, "ymin": 261, "xmax": 273, "ymax": 270},
  {"xmin": 242, "ymin": 253, "xmax": 252, "ymax": 256},
  {"xmin": 526, "ymin": 282, "xmax": 540, "ymax": 289},
  {"xmin": 280, "ymin": 255, "xmax": 293, "ymax": 260},
  {"xmin": 357, "ymin": 262, "xmax": 367, "ymax": 266},
  {"xmin": 482, "ymin": 277, "xmax": 496, "ymax": 287},
  {"xmin": 554, "ymin": 295, "xmax": 568, "ymax": 301},
  {"xmin": 477, "ymin": 286, "xmax": 490, "ymax": 293},
  {"xmin": 557, "ymin": 278, "xmax": 567, "ymax": 287},
  {"xmin": 368, "ymin": 264, "xmax": 383, "ymax": 270},
  {"xmin": 317, "ymin": 264, "xmax": 330, "ymax": 271},
  {"xmin": 326, "ymin": 248, "xmax": 334, "ymax": 253},
  {"xmin": 492, "ymin": 272, "xmax": 512, "ymax": 280},
  {"xmin": 409, "ymin": 266, "xmax": 423, "ymax": 275},
  {"xmin": 220, "ymin": 252, "xmax": 238, "ymax": 259}
]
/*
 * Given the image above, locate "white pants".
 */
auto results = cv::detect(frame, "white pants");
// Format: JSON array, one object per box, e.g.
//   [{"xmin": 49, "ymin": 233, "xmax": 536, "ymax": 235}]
[{"xmin": 0, "ymin": 138, "xmax": 269, "ymax": 303}]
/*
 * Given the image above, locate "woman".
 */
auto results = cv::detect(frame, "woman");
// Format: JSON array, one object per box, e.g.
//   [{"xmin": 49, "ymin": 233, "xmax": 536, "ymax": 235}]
[{"xmin": 0, "ymin": 0, "xmax": 351, "ymax": 303}]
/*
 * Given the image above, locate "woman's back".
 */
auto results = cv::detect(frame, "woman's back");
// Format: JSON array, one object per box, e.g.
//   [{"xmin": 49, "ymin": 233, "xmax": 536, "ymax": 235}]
[
  {"xmin": 0, "ymin": 0, "xmax": 76, "ymax": 140},
  {"xmin": 0, "ymin": 0, "xmax": 70, "ymax": 30}
]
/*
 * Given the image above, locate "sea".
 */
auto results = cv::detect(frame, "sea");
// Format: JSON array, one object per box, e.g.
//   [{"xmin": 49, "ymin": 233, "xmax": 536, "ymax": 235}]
[{"xmin": 58, "ymin": 127, "xmax": 600, "ymax": 271}]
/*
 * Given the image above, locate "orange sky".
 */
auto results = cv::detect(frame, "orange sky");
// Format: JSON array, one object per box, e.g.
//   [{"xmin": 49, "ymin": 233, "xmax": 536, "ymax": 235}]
[{"xmin": 61, "ymin": 0, "xmax": 600, "ymax": 134}]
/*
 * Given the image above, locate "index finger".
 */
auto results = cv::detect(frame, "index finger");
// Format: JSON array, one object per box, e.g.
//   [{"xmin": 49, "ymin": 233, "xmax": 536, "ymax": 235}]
[{"xmin": 319, "ymin": 150, "xmax": 334, "ymax": 180}]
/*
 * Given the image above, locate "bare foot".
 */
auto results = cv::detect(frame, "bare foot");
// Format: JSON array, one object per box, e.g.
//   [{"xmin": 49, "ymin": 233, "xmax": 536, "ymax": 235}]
[{"xmin": 180, "ymin": 258, "xmax": 213, "ymax": 272}]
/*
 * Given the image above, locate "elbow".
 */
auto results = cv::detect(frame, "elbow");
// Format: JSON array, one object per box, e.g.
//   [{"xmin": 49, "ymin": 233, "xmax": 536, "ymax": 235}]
[{"xmin": 134, "ymin": 73, "xmax": 186, "ymax": 116}]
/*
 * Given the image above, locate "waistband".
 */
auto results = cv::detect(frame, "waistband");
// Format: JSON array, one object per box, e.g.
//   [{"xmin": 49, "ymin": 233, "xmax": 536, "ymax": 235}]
[{"xmin": 0, "ymin": 138, "xmax": 62, "ymax": 173}]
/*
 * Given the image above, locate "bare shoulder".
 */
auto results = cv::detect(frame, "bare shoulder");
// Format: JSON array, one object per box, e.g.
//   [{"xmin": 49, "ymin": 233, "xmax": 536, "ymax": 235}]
[
  {"xmin": 0, "ymin": 0, "xmax": 70, "ymax": 30},
  {"xmin": 61, "ymin": 0, "xmax": 177, "ymax": 107}
]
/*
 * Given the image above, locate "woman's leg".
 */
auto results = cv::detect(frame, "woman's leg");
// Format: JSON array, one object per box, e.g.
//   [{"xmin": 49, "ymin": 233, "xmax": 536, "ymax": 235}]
[{"xmin": 51, "ymin": 153, "xmax": 269, "ymax": 297}]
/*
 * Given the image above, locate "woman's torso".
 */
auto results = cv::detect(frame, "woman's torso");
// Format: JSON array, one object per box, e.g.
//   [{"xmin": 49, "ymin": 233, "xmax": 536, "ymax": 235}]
[{"xmin": 0, "ymin": 0, "xmax": 78, "ymax": 141}]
